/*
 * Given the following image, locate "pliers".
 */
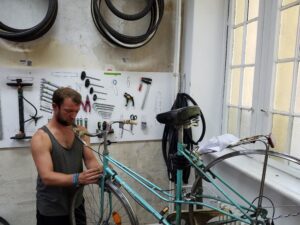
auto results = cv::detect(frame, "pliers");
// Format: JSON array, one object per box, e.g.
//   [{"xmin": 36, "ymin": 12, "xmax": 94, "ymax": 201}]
[{"xmin": 81, "ymin": 95, "xmax": 91, "ymax": 112}]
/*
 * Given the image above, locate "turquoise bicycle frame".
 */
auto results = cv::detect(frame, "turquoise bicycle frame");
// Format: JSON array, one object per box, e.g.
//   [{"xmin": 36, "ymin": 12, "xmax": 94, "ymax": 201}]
[{"xmin": 97, "ymin": 129, "xmax": 257, "ymax": 225}]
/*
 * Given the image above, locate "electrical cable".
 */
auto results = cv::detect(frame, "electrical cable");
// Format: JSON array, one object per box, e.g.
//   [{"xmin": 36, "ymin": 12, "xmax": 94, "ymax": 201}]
[
  {"xmin": 91, "ymin": 0, "xmax": 164, "ymax": 48},
  {"xmin": 0, "ymin": 0, "xmax": 58, "ymax": 42}
]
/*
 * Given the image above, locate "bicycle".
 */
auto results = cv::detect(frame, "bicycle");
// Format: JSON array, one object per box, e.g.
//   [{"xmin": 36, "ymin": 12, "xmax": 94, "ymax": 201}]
[{"xmin": 70, "ymin": 105, "xmax": 300, "ymax": 225}]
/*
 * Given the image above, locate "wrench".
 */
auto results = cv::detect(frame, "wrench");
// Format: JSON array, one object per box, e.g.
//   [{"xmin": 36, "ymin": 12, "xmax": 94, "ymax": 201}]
[{"xmin": 41, "ymin": 78, "xmax": 60, "ymax": 89}]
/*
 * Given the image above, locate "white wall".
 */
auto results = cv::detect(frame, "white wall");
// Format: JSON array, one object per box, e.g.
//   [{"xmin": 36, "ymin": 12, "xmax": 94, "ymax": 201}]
[{"xmin": 181, "ymin": 0, "xmax": 228, "ymax": 140}]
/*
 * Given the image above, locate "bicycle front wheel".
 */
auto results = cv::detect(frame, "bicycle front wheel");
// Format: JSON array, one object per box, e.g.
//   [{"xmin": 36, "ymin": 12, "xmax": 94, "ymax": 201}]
[{"xmin": 70, "ymin": 181, "xmax": 138, "ymax": 225}]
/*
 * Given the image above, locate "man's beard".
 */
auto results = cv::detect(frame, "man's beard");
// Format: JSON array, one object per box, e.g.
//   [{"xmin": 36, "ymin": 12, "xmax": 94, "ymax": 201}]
[{"xmin": 57, "ymin": 115, "xmax": 73, "ymax": 126}]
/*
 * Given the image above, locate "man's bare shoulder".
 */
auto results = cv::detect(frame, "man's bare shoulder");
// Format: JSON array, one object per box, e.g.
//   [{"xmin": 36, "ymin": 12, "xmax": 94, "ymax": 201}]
[{"xmin": 31, "ymin": 128, "xmax": 51, "ymax": 149}]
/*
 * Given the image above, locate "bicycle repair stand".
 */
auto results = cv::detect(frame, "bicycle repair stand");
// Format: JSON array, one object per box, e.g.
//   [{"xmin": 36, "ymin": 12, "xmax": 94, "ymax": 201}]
[{"xmin": 7, "ymin": 79, "xmax": 35, "ymax": 139}]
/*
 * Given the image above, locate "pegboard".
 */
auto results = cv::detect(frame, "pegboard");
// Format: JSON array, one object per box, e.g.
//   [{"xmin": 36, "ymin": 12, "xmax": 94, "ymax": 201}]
[{"xmin": 0, "ymin": 67, "xmax": 176, "ymax": 148}]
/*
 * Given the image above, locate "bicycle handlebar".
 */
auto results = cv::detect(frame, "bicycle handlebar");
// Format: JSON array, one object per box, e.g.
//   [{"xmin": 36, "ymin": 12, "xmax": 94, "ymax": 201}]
[
  {"xmin": 227, "ymin": 134, "xmax": 274, "ymax": 149},
  {"xmin": 73, "ymin": 119, "xmax": 137, "ymax": 138}
]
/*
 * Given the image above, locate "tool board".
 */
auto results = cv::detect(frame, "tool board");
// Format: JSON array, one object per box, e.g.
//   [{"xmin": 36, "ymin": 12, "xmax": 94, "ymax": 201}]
[{"xmin": 0, "ymin": 67, "xmax": 176, "ymax": 148}]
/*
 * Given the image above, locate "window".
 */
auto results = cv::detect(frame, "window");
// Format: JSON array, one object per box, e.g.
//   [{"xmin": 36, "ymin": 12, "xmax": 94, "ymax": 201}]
[
  {"xmin": 224, "ymin": 0, "xmax": 300, "ymax": 161},
  {"xmin": 224, "ymin": 0, "xmax": 259, "ymax": 138}
]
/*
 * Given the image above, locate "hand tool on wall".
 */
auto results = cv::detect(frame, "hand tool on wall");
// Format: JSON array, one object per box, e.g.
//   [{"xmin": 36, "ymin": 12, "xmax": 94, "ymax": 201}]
[
  {"xmin": 124, "ymin": 92, "xmax": 134, "ymax": 107},
  {"xmin": 41, "ymin": 84, "xmax": 56, "ymax": 93},
  {"xmin": 41, "ymin": 94, "xmax": 52, "ymax": 101},
  {"xmin": 41, "ymin": 96, "xmax": 52, "ymax": 104},
  {"xmin": 80, "ymin": 71, "xmax": 100, "ymax": 81},
  {"xmin": 84, "ymin": 118, "xmax": 88, "ymax": 129},
  {"xmin": 41, "ymin": 89, "xmax": 53, "ymax": 97},
  {"xmin": 41, "ymin": 78, "xmax": 60, "ymax": 89},
  {"xmin": 41, "ymin": 91, "xmax": 52, "ymax": 99},
  {"xmin": 40, "ymin": 106, "xmax": 52, "ymax": 114},
  {"xmin": 140, "ymin": 77, "xmax": 152, "ymax": 110},
  {"xmin": 141, "ymin": 115, "xmax": 147, "ymax": 130},
  {"xmin": 89, "ymin": 87, "xmax": 107, "ymax": 95},
  {"xmin": 92, "ymin": 103, "xmax": 115, "ymax": 119},
  {"xmin": 81, "ymin": 95, "xmax": 91, "ymax": 112},
  {"xmin": 112, "ymin": 79, "xmax": 118, "ymax": 96},
  {"xmin": 7, "ymin": 79, "xmax": 42, "ymax": 139},
  {"xmin": 93, "ymin": 94, "xmax": 106, "ymax": 101},
  {"xmin": 130, "ymin": 114, "xmax": 137, "ymax": 133},
  {"xmin": 85, "ymin": 79, "xmax": 104, "ymax": 89}
]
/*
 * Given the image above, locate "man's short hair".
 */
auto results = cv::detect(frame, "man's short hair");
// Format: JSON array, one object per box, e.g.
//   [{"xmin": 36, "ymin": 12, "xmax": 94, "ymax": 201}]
[{"xmin": 52, "ymin": 87, "xmax": 82, "ymax": 106}]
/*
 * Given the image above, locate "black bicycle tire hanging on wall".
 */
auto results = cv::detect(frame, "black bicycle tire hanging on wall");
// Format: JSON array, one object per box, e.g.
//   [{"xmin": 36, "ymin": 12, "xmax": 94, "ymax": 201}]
[
  {"xmin": 91, "ymin": 0, "xmax": 164, "ymax": 49},
  {"xmin": 0, "ymin": 0, "xmax": 58, "ymax": 42}
]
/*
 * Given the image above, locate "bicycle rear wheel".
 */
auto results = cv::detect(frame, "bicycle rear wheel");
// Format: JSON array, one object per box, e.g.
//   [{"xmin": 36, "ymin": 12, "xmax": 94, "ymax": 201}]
[
  {"xmin": 189, "ymin": 150, "xmax": 300, "ymax": 224},
  {"xmin": 70, "ymin": 181, "xmax": 138, "ymax": 225}
]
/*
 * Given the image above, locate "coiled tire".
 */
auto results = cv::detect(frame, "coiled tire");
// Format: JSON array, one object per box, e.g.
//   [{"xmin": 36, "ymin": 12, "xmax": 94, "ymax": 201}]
[
  {"xmin": 91, "ymin": 0, "xmax": 164, "ymax": 49},
  {"xmin": 0, "ymin": 0, "xmax": 58, "ymax": 42},
  {"xmin": 0, "ymin": 217, "xmax": 9, "ymax": 225}
]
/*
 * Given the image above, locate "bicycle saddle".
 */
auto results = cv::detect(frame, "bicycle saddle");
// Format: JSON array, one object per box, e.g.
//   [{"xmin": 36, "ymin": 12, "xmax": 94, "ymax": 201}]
[{"xmin": 156, "ymin": 106, "xmax": 201, "ymax": 126}]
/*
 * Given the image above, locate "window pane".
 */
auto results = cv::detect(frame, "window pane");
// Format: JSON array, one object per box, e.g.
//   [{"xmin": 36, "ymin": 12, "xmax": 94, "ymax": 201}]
[
  {"xmin": 282, "ymin": 0, "xmax": 297, "ymax": 6},
  {"xmin": 271, "ymin": 114, "xmax": 289, "ymax": 153},
  {"xmin": 242, "ymin": 67, "xmax": 254, "ymax": 107},
  {"xmin": 240, "ymin": 109, "xmax": 252, "ymax": 137},
  {"xmin": 277, "ymin": 6, "xmax": 299, "ymax": 59},
  {"xmin": 245, "ymin": 21, "xmax": 258, "ymax": 64},
  {"xmin": 273, "ymin": 63, "xmax": 293, "ymax": 112},
  {"xmin": 229, "ymin": 69, "xmax": 241, "ymax": 105},
  {"xmin": 228, "ymin": 107, "xmax": 239, "ymax": 136},
  {"xmin": 248, "ymin": 0, "xmax": 259, "ymax": 20},
  {"xmin": 232, "ymin": 27, "xmax": 244, "ymax": 65},
  {"xmin": 234, "ymin": 0, "xmax": 245, "ymax": 25},
  {"xmin": 290, "ymin": 117, "xmax": 300, "ymax": 158},
  {"xmin": 295, "ymin": 64, "xmax": 300, "ymax": 113}
]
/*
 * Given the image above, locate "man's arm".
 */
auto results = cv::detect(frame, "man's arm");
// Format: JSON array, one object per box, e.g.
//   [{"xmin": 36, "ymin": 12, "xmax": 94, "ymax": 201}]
[{"xmin": 81, "ymin": 130, "xmax": 103, "ymax": 171}]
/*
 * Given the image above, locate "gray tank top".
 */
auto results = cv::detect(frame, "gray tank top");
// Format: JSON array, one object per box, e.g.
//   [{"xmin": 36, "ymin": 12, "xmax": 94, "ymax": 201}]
[{"xmin": 36, "ymin": 125, "xmax": 84, "ymax": 216}]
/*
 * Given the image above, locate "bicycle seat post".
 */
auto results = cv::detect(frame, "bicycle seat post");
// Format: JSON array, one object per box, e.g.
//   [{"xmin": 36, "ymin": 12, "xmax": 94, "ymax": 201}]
[{"xmin": 175, "ymin": 124, "xmax": 184, "ymax": 225}]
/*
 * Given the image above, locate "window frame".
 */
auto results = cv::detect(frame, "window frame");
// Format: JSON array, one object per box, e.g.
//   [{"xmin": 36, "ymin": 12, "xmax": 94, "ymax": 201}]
[{"xmin": 223, "ymin": 0, "xmax": 300, "ymax": 173}]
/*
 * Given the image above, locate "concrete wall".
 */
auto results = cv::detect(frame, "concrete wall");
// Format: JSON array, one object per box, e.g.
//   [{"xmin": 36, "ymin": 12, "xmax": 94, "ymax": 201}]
[{"xmin": 0, "ymin": 0, "xmax": 174, "ymax": 224}]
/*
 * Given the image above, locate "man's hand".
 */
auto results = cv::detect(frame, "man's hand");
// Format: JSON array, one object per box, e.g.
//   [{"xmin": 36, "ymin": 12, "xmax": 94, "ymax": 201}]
[{"xmin": 78, "ymin": 168, "xmax": 102, "ymax": 185}]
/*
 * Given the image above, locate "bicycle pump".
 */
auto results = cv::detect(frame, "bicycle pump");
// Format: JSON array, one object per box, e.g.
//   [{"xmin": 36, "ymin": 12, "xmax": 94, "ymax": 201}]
[{"xmin": 7, "ymin": 78, "xmax": 33, "ymax": 139}]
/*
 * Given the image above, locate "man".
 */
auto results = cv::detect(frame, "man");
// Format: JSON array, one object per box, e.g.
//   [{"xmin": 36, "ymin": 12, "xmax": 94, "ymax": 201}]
[{"xmin": 31, "ymin": 87, "xmax": 102, "ymax": 225}]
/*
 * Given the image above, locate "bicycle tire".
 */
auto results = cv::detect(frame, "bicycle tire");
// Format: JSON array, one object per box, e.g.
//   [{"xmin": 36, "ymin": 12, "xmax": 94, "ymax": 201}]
[
  {"xmin": 0, "ymin": 217, "xmax": 9, "ymax": 225},
  {"xmin": 188, "ymin": 150, "xmax": 300, "ymax": 225},
  {"xmin": 70, "ymin": 181, "xmax": 138, "ymax": 225},
  {"xmin": 0, "ymin": 0, "xmax": 58, "ymax": 42}
]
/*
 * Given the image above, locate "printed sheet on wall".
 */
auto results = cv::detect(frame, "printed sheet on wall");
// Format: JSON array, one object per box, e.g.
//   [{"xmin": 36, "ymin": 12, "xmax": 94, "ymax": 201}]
[{"xmin": 0, "ymin": 68, "xmax": 176, "ymax": 148}]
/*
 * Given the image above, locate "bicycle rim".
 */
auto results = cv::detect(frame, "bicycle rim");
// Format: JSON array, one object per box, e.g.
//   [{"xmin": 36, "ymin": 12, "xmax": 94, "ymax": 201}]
[{"xmin": 70, "ymin": 181, "xmax": 138, "ymax": 225}]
